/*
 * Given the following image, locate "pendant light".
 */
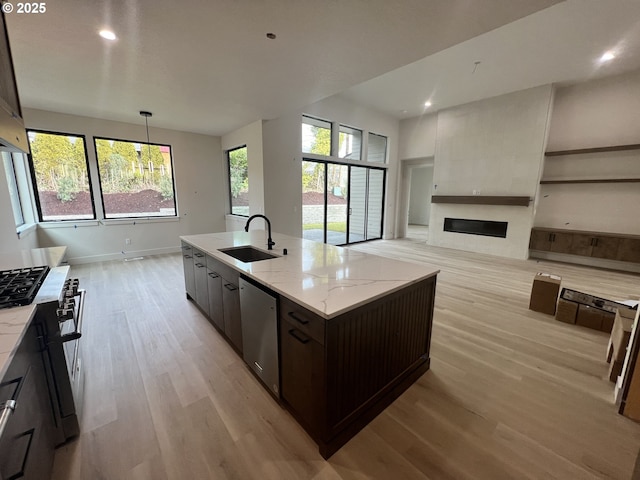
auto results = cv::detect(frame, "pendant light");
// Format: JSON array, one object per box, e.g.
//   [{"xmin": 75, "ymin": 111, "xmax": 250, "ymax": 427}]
[{"xmin": 140, "ymin": 110, "xmax": 152, "ymax": 172}]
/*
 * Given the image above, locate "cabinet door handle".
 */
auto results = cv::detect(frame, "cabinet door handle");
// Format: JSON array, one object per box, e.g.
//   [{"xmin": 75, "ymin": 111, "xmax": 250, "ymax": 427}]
[
  {"xmin": 224, "ymin": 283, "xmax": 238, "ymax": 291},
  {"xmin": 195, "ymin": 263, "xmax": 205, "ymax": 268},
  {"xmin": 0, "ymin": 399, "xmax": 17, "ymax": 440},
  {"xmin": 288, "ymin": 311, "xmax": 309, "ymax": 325},
  {"xmin": 288, "ymin": 329, "xmax": 310, "ymax": 344},
  {"xmin": 208, "ymin": 272, "xmax": 219, "ymax": 278},
  {"xmin": 194, "ymin": 252, "xmax": 204, "ymax": 258},
  {"xmin": 182, "ymin": 246, "xmax": 191, "ymax": 251},
  {"xmin": 183, "ymin": 254, "xmax": 193, "ymax": 259}
]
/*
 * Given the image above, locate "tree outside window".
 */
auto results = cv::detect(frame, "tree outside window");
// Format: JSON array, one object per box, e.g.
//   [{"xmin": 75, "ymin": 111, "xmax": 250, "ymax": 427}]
[
  {"xmin": 94, "ymin": 137, "xmax": 176, "ymax": 218},
  {"xmin": 228, "ymin": 146, "xmax": 249, "ymax": 216},
  {"xmin": 27, "ymin": 130, "xmax": 95, "ymax": 221}
]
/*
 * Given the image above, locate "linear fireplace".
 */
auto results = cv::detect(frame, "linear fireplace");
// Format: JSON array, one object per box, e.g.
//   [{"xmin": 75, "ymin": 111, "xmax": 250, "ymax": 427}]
[{"xmin": 444, "ymin": 218, "xmax": 508, "ymax": 238}]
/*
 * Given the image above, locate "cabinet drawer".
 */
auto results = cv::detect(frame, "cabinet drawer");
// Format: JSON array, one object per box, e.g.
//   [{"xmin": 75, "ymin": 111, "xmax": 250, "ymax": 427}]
[
  {"xmin": 206, "ymin": 255, "xmax": 238, "ymax": 284},
  {"xmin": 280, "ymin": 296, "xmax": 325, "ymax": 345}
]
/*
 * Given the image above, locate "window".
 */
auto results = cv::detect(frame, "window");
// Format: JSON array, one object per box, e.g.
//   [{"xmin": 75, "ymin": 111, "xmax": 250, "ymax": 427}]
[
  {"xmin": 302, "ymin": 116, "xmax": 332, "ymax": 156},
  {"xmin": 338, "ymin": 125, "xmax": 362, "ymax": 160},
  {"xmin": 2, "ymin": 151, "xmax": 24, "ymax": 227},
  {"xmin": 367, "ymin": 133, "xmax": 387, "ymax": 163},
  {"xmin": 227, "ymin": 145, "xmax": 249, "ymax": 216},
  {"xmin": 27, "ymin": 130, "xmax": 96, "ymax": 221},
  {"xmin": 94, "ymin": 137, "xmax": 177, "ymax": 219}
]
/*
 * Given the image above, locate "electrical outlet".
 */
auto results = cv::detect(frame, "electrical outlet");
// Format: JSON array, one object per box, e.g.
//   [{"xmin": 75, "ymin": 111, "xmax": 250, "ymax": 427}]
[{"xmin": 125, "ymin": 238, "xmax": 131, "ymax": 245}]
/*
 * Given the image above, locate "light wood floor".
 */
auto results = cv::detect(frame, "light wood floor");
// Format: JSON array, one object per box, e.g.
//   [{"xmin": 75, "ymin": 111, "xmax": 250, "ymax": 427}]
[{"xmin": 51, "ymin": 239, "xmax": 640, "ymax": 480}]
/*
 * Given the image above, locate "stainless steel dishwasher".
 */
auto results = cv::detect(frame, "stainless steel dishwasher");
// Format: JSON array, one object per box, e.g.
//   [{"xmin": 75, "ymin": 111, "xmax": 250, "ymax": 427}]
[{"xmin": 239, "ymin": 276, "xmax": 279, "ymax": 397}]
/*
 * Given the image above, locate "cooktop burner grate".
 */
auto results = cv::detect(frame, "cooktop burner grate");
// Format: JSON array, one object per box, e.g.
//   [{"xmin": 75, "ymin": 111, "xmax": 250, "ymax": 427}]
[{"xmin": 0, "ymin": 265, "xmax": 50, "ymax": 309}]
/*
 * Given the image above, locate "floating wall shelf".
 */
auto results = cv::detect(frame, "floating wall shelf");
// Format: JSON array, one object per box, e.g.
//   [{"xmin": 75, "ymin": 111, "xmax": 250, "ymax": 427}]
[
  {"xmin": 540, "ymin": 178, "xmax": 640, "ymax": 185},
  {"xmin": 431, "ymin": 195, "xmax": 531, "ymax": 206},
  {"xmin": 545, "ymin": 143, "xmax": 640, "ymax": 156}
]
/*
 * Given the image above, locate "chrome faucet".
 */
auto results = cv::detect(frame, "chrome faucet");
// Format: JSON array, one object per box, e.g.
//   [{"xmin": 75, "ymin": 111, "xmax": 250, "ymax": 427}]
[{"xmin": 244, "ymin": 214, "xmax": 276, "ymax": 250}]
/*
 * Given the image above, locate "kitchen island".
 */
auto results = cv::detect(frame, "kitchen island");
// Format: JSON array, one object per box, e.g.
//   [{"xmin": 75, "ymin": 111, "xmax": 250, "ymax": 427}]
[{"xmin": 180, "ymin": 231, "xmax": 439, "ymax": 458}]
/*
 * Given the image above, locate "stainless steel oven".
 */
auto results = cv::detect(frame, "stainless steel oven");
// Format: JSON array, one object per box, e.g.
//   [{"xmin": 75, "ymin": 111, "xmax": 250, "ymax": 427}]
[{"xmin": 38, "ymin": 276, "xmax": 85, "ymax": 445}]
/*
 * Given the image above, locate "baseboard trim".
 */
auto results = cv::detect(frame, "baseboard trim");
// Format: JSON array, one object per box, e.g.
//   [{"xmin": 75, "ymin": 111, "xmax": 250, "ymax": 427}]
[
  {"xmin": 529, "ymin": 250, "xmax": 640, "ymax": 274},
  {"xmin": 66, "ymin": 246, "xmax": 182, "ymax": 265}
]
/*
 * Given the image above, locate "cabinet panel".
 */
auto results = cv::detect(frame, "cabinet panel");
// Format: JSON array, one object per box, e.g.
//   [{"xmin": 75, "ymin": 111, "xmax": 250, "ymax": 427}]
[
  {"xmin": 193, "ymin": 249, "xmax": 209, "ymax": 313},
  {"xmin": 591, "ymin": 236, "xmax": 620, "ymax": 260},
  {"xmin": 549, "ymin": 231, "xmax": 573, "ymax": 254},
  {"xmin": 206, "ymin": 269, "xmax": 224, "ymax": 331},
  {"xmin": 181, "ymin": 242, "xmax": 195, "ymax": 299},
  {"xmin": 568, "ymin": 233, "xmax": 593, "ymax": 257},
  {"xmin": 280, "ymin": 315, "xmax": 325, "ymax": 435},
  {"xmin": 222, "ymin": 281, "xmax": 242, "ymax": 353},
  {"xmin": 0, "ymin": 322, "xmax": 55, "ymax": 480},
  {"xmin": 280, "ymin": 296, "xmax": 325, "ymax": 345},
  {"xmin": 617, "ymin": 238, "xmax": 640, "ymax": 263},
  {"xmin": 529, "ymin": 229, "xmax": 552, "ymax": 251}
]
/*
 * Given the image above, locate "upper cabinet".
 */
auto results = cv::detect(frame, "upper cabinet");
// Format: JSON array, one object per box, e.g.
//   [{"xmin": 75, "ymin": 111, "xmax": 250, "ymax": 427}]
[{"xmin": 0, "ymin": 12, "xmax": 28, "ymax": 153}]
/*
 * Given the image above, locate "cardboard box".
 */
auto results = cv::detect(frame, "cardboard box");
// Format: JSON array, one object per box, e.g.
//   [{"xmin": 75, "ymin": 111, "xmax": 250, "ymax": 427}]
[
  {"xmin": 600, "ymin": 311, "xmax": 616, "ymax": 333},
  {"xmin": 556, "ymin": 298, "xmax": 578, "ymax": 324},
  {"xmin": 608, "ymin": 359, "xmax": 624, "ymax": 382},
  {"xmin": 610, "ymin": 308, "xmax": 635, "ymax": 362},
  {"xmin": 576, "ymin": 304, "xmax": 609, "ymax": 331},
  {"xmin": 529, "ymin": 273, "xmax": 561, "ymax": 315}
]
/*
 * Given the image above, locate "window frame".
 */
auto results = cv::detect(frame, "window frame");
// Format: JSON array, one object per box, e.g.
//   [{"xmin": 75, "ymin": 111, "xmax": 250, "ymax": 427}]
[
  {"xmin": 367, "ymin": 132, "xmax": 388, "ymax": 164},
  {"xmin": 302, "ymin": 115, "xmax": 333, "ymax": 157},
  {"xmin": 2, "ymin": 151, "xmax": 25, "ymax": 227},
  {"xmin": 26, "ymin": 129, "xmax": 97, "ymax": 222},
  {"xmin": 227, "ymin": 145, "xmax": 249, "ymax": 217},
  {"xmin": 338, "ymin": 124, "xmax": 363, "ymax": 161},
  {"xmin": 93, "ymin": 135, "xmax": 178, "ymax": 220}
]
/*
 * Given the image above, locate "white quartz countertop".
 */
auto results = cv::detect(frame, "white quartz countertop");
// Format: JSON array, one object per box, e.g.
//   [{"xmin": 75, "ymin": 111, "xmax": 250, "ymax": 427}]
[
  {"xmin": 0, "ymin": 246, "xmax": 68, "ymax": 378},
  {"xmin": 180, "ymin": 231, "xmax": 439, "ymax": 319}
]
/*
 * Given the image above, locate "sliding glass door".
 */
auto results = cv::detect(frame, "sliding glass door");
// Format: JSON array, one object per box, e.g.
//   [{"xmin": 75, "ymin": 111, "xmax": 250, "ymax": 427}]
[{"xmin": 303, "ymin": 160, "xmax": 385, "ymax": 245}]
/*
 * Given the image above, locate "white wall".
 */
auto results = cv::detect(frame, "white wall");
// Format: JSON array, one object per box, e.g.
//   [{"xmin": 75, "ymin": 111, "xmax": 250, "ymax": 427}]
[
  {"xmin": 547, "ymin": 69, "xmax": 640, "ymax": 151},
  {"xmin": 398, "ymin": 114, "xmax": 438, "ymax": 160},
  {"xmin": 221, "ymin": 120, "xmax": 265, "ymax": 224},
  {"xmin": 408, "ymin": 166, "xmax": 433, "ymax": 225},
  {"xmin": 23, "ymin": 109, "xmax": 224, "ymax": 263},
  {"xmin": 429, "ymin": 85, "xmax": 554, "ymax": 259},
  {"xmin": 536, "ymin": 69, "xmax": 640, "ymax": 235},
  {"xmin": 263, "ymin": 94, "xmax": 400, "ymax": 239}
]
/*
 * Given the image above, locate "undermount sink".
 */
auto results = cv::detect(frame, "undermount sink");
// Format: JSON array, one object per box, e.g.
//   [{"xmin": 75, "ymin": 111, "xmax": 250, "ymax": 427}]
[{"xmin": 218, "ymin": 246, "xmax": 278, "ymax": 263}]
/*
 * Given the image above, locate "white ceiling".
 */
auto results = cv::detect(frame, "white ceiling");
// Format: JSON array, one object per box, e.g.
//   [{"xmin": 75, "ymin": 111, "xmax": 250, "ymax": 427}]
[{"xmin": 5, "ymin": 0, "xmax": 640, "ymax": 136}]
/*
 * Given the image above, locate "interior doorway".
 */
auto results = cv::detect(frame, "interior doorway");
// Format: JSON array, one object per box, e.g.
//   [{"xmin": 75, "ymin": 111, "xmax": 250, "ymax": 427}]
[{"xmin": 397, "ymin": 158, "xmax": 434, "ymax": 240}]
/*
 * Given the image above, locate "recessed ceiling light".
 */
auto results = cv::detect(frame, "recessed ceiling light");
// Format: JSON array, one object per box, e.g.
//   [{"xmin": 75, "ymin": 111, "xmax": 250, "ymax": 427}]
[
  {"xmin": 424, "ymin": 101, "xmax": 432, "ymax": 108},
  {"xmin": 600, "ymin": 51, "xmax": 615, "ymax": 62},
  {"xmin": 99, "ymin": 30, "xmax": 117, "ymax": 41}
]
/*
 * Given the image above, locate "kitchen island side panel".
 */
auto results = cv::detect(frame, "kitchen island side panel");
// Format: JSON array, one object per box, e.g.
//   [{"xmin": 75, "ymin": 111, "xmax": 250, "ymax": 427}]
[{"xmin": 324, "ymin": 276, "xmax": 435, "ymax": 440}]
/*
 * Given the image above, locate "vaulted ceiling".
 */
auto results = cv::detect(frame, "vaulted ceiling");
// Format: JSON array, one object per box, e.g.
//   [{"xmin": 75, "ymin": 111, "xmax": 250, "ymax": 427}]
[{"xmin": 6, "ymin": 0, "xmax": 640, "ymax": 136}]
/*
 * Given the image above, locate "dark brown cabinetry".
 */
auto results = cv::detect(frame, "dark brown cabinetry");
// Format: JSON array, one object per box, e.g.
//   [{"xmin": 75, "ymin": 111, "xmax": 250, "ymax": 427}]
[
  {"xmin": 0, "ymin": 320, "xmax": 55, "ymax": 480},
  {"xmin": 280, "ymin": 298, "xmax": 326, "ymax": 436},
  {"xmin": 617, "ymin": 238, "xmax": 640, "ymax": 263},
  {"xmin": 529, "ymin": 228, "xmax": 640, "ymax": 266},
  {"xmin": 279, "ymin": 277, "xmax": 436, "ymax": 459},
  {"xmin": 199, "ymin": 254, "xmax": 242, "ymax": 353},
  {"xmin": 0, "ymin": 12, "xmax": 28, "ymax": 152},
  {"xmin": 192, "ymin": 248, "xmax": 209, "ymax": 313},
  {"xmin": 206, "ymin": 268, "xmax": 224, "ymax": 331},
  {"xmin": 181, "ymin": 242, "xmax": 195, "ymax": 299}
]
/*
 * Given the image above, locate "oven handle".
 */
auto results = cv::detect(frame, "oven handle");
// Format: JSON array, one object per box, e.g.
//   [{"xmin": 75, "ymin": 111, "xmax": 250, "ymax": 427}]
[
  {"xmin": 48, "ymin": 289, "xmax": 86, "ymax": 345},
  {"xmin": 0, "ymin": 399, "xmax": 17, "ymax": 440},
  {"xmin": 71, "ymin": 289, "xmax": 86, "ymax": 371}
]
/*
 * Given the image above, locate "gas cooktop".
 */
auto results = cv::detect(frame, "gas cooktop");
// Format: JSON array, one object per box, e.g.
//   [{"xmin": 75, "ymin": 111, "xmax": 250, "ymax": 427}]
[{"xmin": 0, "ymin": 265, "xmax": 50, "ymax": 309}]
